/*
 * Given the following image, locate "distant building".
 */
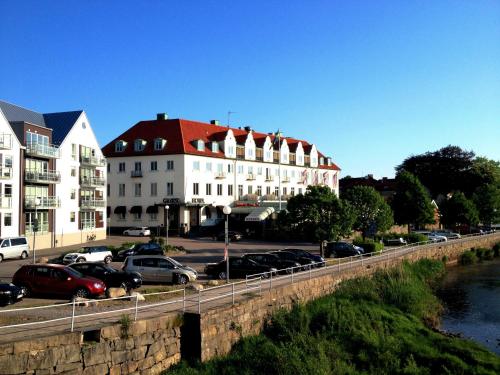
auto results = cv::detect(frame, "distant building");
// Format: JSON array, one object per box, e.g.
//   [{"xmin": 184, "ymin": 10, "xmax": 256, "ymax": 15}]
[
  {"xmin": 102, "ymin": 114, "xmax": 341, "ymax": 234},
  {"xmin": 340, "ymin": 174, "xmax": 396, "ymax": 201},
  {"xmin": 0, "ymin": 100, "xmax": 106, "ymax": 250}
]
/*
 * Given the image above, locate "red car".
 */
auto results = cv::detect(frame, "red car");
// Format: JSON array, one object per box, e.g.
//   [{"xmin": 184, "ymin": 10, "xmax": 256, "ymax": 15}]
[{"xmin": 13, "ymin": 264, "xmax": 106, "ymax": 299}]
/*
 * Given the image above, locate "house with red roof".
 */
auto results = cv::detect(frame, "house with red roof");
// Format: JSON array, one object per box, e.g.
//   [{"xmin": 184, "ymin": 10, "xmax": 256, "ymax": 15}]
[{"xmin": 102, "ymin": 114, "xmax": 340, "ymax": 234}]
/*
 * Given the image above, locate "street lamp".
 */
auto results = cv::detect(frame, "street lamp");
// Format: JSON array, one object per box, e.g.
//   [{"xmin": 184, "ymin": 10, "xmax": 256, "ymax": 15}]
[
  {"xmin": 165, "ymin": 205, "xmax": 169, "ymax": 247},
  {"xmin": 223, "ymin": 205, "xmax": 232, "ymax": 282},
  {"xmin": 32, "ymin": 196, "xmax": 41, "ymax": 264}
]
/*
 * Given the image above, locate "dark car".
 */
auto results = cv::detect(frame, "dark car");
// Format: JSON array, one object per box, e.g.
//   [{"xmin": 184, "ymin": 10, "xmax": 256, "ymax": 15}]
[
  {"xmin": 12, "ymin": 264, "xmax": 106, "ymax": 299},
  {"xmin": 216, "ymin": 231, "xmax": 243, "ymax": 242},
  {"xmin": 269, "ymin": 251, "xmax": 314, "ymax": 270},
  {"xmin": 281, "ymin": 248, "xmax": 325, "ymax": 267},
  {"xmin": 243, "ymin": 253, "xmax": 300, "ymax": 274},
  {"xmin": 204, "ymin": 256, "xmax": 277, "ymax": 280},
  {"xmin": 0, "ymin": 283, "xmax": 24, "ymax": 306},
  {"xmin": 114, "ymin": 242, "xmax": 164, "ymax": 261},
  {"xmin": 325, "ymin": 242, "xmax": 364, "ymax": 258},
  {"xmin": 68, "ymin": 262, "xmax": 142, "ymax": 292}
]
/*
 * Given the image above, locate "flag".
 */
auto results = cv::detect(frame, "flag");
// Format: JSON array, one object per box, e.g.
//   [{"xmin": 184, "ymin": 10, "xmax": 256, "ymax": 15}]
[
  {"xmin": 323, "ymin": 171, "xmax": 328, "ymax": 185},
  {"xmin": 313, "ymin": 171, "xmax": 319, "ymax": 185},
  {"xmin": 223, "ymin": 243, "xmax": 228, "ymax": 260},
  {"xmin": 301, "ymin": 169, "xmax": 308, "ymax": 184},
  {"xmin": 332, "ymin": 172, "xmax": 338, "ymax": 187}
]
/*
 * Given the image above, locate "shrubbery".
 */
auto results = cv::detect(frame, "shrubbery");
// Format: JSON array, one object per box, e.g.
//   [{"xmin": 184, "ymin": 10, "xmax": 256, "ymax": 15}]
[
  {"xmin": 460, "ymin": 250, "xmax": 478, "ymax": 265},
  {"xmin": 352, "ymin": 238, "xmax": 384, "ymax": 254}
]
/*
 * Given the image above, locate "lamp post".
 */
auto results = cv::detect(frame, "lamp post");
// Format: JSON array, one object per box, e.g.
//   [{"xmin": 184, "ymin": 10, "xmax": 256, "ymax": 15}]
[
  {"xmin": 32, "ymin": 196, "xmax": 41, "ymax": 264},
  {"xmin": 165, "ymin": 205, "xmax": 170, "ymax": 247},
  {"xmin": 223, "ymin": 205, "xmax": 232, "ymax": 282}
]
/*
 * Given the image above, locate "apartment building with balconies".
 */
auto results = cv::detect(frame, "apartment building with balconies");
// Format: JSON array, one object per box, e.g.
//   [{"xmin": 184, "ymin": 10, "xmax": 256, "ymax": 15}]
[
  {"xmin": 0, "ymin": 101, "xmax": 106, "ymax": 250},
  {"xmin": 103, "ymin": 114, "xmax": 340, "ymax": 235}
]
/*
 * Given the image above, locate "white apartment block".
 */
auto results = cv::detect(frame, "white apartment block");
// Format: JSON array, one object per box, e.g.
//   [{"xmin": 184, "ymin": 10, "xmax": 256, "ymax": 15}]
[
  {"xmin": 0, "ymin": 101, "xmax": 106, "ymax": 250},
  {"xmin": 103, "ymin": 114, "xmax": 340, "ymax": 235}
]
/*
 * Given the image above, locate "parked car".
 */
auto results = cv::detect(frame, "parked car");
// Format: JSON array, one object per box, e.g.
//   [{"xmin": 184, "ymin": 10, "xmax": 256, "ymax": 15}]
[
  {"xmin": 63, "ymin": 246, "xmax": 113, "ymax": 264},
  {"xmin": 269, "ymin": 251, "xmax": 315, "ymax": 270},
  {"xmin": 281, "ymin": 248, "xmax": 325, "ymax": 267},
  {"xmin": 68, "ymin": 262, "xmax": 142, "ymax": 291},
  {"xmin": 0, "ymin": 236, "xmax": 30, "ymax": 262},
  {"xmin": 122, "ymin": 255, "xmax": 197, "ymax": 285},
  {"xmin": 13, "ymin": 264, "xmax": 106, "ymax": 299},
  {"xmin": 0, "ymin": 283, "xmax": 24, "ymax": 306},
  {"xmin": 243, "ymin": 253, "xmax": 300, "ymax": 274},
  {"xmin": 325, "ymin": 242, "xmax": 364, "ymax": 258},
  {"xmin": 204, "ymin": 256, "xmax": 277, "ymax": 280},
  {"xmin": 123, "ymin": 227, "xmax": 151, "ymax": 236},
  {"xmin": 383, "ymin": 237, "xmax": 408, "ymax": 246},
  {"xmin": 427, "ymin": 233, "xmax": 448, "ymax": 243},
  {"xmin": 216, "ymin": 231, "xmax": 243, "ymax": 242},
  {"xmin": 432, "ymin": 231, "xmax": 461, "ymax": 240},
  {"xmin": 114, "ymin": 242, "xmax": 164, "ymax": 261}
]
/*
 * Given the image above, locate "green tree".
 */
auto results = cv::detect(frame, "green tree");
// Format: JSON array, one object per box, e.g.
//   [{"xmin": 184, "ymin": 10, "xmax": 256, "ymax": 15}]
[
  {"xmin": 472, "ymin": 184, "xmax": 500, "ymax": 226},
  {"xmin": 391, "ymin": 171, "xmax": 435, "ymax": 231},
  {"xmin": 283, "ymin": 186, "xmax": 354, "ymax": 251},
  {"xmin": 343, "ymin": 186, "xmax": 393, "ymax": 238},
  {"xmin": 441, "ymin": 191, "xmax": 479, "ymax": 229}
]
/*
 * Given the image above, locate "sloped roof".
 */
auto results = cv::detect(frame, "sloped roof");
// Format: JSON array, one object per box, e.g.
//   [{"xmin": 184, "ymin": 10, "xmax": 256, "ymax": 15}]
[
  {"xmin": 43, "ymin": 111, "xmax": 83, "ymax": 145},
  {"xmin": 0, "ymin": 100, "xmax": 46, "ymax": 126}
]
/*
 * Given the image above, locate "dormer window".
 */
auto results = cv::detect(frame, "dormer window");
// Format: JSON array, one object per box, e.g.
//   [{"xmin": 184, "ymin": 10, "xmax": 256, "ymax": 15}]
[
  {"xmin": 320, "ymin": 157, "xmax": 324, "ymax": 165},
  {"xmin": 115, "ymin": 140, "xmax": 127, "ymax": 152},
  {"xmin": 211, "ymin": 142, "xmax": 219, "ymax": 153},
  {"xmin": 154, "ymin": 138, "xmax": 166, "ymax": 150},
  {"xmin": 194, "ymin": 139, "xmax": 205, "ymax": 151},
  {"xmin": 134, "ymin": 139, "xmax": 146, "ymax": 152}
]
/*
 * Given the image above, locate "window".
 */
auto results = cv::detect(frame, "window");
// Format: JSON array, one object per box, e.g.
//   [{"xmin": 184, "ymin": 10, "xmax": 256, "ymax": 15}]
[
  {"xmin": 298, "ymin": 188, "xmax": 303, "ymax": 195},
  {"xmin": 211, "ymin": 142, "xmax": 219, "ymax": 152},
  {"xmin": 206, "ymin": 162, "xmax": 212, "ymax": 172},
  {"xmin": 217, "ymin": 163, "xmax": 223, "ymax": 173},
  {"xmin": 291, "ymin": 187, "xmax": 295, "ymax": 196},
  {"xmin": 217, "ymin": 184, "xmax": 223, "ymax": 196},
  {"xmin": 206, "ymin": 183, "xmax": 212, "ymax": 195},
  {"xmin": 257, "ymin": 167, "xmax": 263, "ymax": 175},
  {"xmin": 115, "ymin": 141, "xmax": 126, "ymax": 152},
  {"xmin": 196, "ymin": 140, "xmax": 205, "ymax": 151},
  {"xmin": 133, "ymin": 212, "xmax": 142, "ymax": 220},
  {"xmin": 119, "ymin": 184, "xmax": 125, "ymax": 197},
  {"xmin": 227, "ymin": 163, "xmax": 233, "ymax": 173},
  {"xmin": 107, "ymin": 163, "xmax": 110, "ymax": 173},
  {"xmin": 238, "ymin": 165, "xmax": 244, "ymax": 174},
  {"xmin": 151, "ymin": 183, "xmax": 157, "ymax": 196},
  {"xmin": 228, "ymin": 184, "xmax": 233, "ymax": 196},
  {"xmin": 149, "ymin": 213, "xmax": 158, "ymax": 221},
  {"xmin": 266, "ymin": 186, "xmax": 271, "ymax": 195},
  {"xmin": 118, "ymin": 162, "xmax": 125, "ymax": 172},
  {"xmin": 166, "ymin": 160, "xmax": 174, "ymax": 170},
  {"xmin": 266, "ymin": 150, "xmax": 272, "ymax": 160},
  {"xmin": 71, "ymin": 167, "xmax": 76, "ymax": 177},
  {"xmin": 166, "ymin": 182, "xmax": 174, "ymax": 196},
  {"xmin": 257, "ymin": 186, "xmax": 262, "ymax": 196},
  {"xmin": 70, "ymin": 212, "xmax": 75, "ymax": 223},
  {"xmin": 71, "ymin": 144, "xmax": 77, "ymax": 160},
  {"xmin": 150, "ymin": 161, "xmax": 157, "ymax": 171},
  {"xmin": 283, "ymin": 187, "xmax": 287, "ymax": 196},
  {"xmin": 5, "ymin": 184, "xmax": 11, "ymax": 196},
  {"xmin": 274, "ymin": 186, "xmax": 279, "ymax": 196},
  {"xmin": 291, "ymin": 170, "xmax": 295, "ymax": 178},
  {"xmin": 134, "ymin": 139, "xmax": 146, "ymax": 152},
  {"xmin": 238, "ymin": 185, "xmax": 243, "ymax": 199},
  {"xmin": 70, "ymin": 189, "xmax": 76, "ymax": 199},
  {"xmin": 107, "ymin": 184, "xmax": 110, "ymax": 197},
  {"xmin": 134, "ymin": 162, "xmax": 142, "ymax": 171},
  {"xmin": 193, "ymin": 183, "xmax": 199, "ymax": 196},
  {"xmin": 248, "ymin": 166, "xmax": 253, "ymax": 174},
  {"xmin": 154, "ymin": 138, "xmax": 165, "ymax": 150},
  {"xmin": 4, "ymin": 213, "xmax": 11, "ymax": 226},
  {"xmin": 248, "ymin": 148, "xmax": 254, "ymax": 158},
  {"xmin": 228, "ymin": 145, "xmax": 235, "ymax": 156},
  {"xmin": 247, "ymin": 185, "xmax": 253, "ymax": 194},
  {"xmin": 134, "ymin": 183, "xmax": 141, "ymax": 197},
  {"xmin": 193, "ymin": 161, "xmax": 200, "ymax": 171}
]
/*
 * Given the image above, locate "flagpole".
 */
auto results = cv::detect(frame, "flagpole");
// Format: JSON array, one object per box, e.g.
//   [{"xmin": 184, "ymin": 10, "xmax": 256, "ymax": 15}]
[{"xmin": 277, "ymin": 130, "xmax": 282, "ymax": 211}]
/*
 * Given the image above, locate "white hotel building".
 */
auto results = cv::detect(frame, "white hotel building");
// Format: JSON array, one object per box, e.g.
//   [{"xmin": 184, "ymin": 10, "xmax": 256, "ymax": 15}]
[
  {"xmin": 103, "ymin": 114, "xmax": 340, "ymax": 235},
  {"xmin": 0, "ymin": 101, "xmax": 106, "ymax": 250}
]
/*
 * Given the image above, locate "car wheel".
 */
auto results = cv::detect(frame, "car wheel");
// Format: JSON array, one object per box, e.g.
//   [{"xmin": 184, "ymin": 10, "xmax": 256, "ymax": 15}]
[
  {"xmin": 76, "ymin": 257, "xmax": 86, "ymax": 263},
  {"xmin": 104, "ymin": 256, "xmax": 112, "ymax": 264},
  {"xmin": 73, "ymin": 288, "xmax": 90, "ymax": 299},
  {"xmin": 0, "ymin": 254, "xmax": 3, "ymax": 263},
  {"xmin": 217, "ymin": 271, "xmax": 227, "ymax": 280},
  {"xmin": 139, "ymin": 233, "xmax": 144, "ymax": 237},
  {"xmin": 177, "ymin": 275, "xmax": 188, "ymax": 285},
  {"xmin": 20, "ymin": 251, "xmax": 28, "ymax": 260},
  {"xmin": 119, "ymin": 282, "xmax": 129, "ymax": 291},
  {"xmin": 261, "ymin": 272, "xmax": 270, "ymax": 279},
  {"xmin": 18, "ymin": 284, "xmax": 31, "ymax": 297}
]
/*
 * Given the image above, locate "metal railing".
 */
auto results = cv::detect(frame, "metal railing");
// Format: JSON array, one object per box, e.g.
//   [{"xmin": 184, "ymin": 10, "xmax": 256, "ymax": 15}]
[
  {"xmin": 215, "ymin": 171, "xmax": 226, "ymax": 179},
  {"xmin": 130, "ymin": 170, "xmax": 143, "ymax": 178},
  {"xmin": 0, "ymin": 167, "xmax": 12, "ymax": 179},
  {"xmin": 80, "ymin": 198, "xmax": 106, "ymax": 209},
  {"xmin": 80, "ymin": 176, "xmax": 106, "ymax": 187},
  {"xmin": 80, "ymin": 219, "xmax": 96, "ymax": 230},
  {"xmin": 80, "ymin": 155, "xmax": 106, "ymax": 167},
  {"xmin": 24, "ymin": 196, "xmax": 60, "ymax": 209},
  {"xmin": 26, "ymin": 143, "xmax": 60, "ymax": 158},
  {"xmin": 0, "ymin": 232, "xmax": 497, "ymax": 340},
  {"xmin": 25, "ymin": 169, "xmax": 61, "ymax": 184}
]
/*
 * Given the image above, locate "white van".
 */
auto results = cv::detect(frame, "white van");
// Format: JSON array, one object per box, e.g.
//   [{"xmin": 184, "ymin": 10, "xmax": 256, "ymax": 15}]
[{"xmin": 0, "ymin": 237, "xmax": 30, "ymax": 262}]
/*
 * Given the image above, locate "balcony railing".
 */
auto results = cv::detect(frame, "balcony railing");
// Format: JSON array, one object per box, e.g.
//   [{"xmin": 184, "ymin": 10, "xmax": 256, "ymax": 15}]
[
  {"xmin": 80, "ymin": 176, "xmax": 106, "ymax": 187},
  {"xmin": 25, "ymin": 143, "xmax": 60, "ymax": 159},
  {"xmin": 25, "ymin": 223, "xmax": 49, "ymax": 234},
  {"xmin": 0, "ymin": 195, "xmax": 12, "ymax": 209},
  {"xmin": 25, "ymin": 196, "xmax": 60, "ymax": 209},
  {"xmin": 25, "ymin": 169, "xmax": 61, "ymax": 184},
  {"xmin": 131, "ymin": 170, "xmax": 143, "ymax": 178},
  {"xmin": 0, "ymin": 134, "xmax": 12, "ymax": 150},
  {"xmin": 80, "ymin": 155, "xmax": 106, "ymax": 167},
  {"xmin": 80, "ymin": 198, "xmax": 106, "ymax": 209},
  {"xmin": 265, "ymin": 175, "xmax": 274, "ymax": 182},
  {"xmin": 215, "ymin": 171, "xmax": 226, "ymax": 179},
  {"xmin": 246, "ymin": 173, "xmax": 256, "ymax": 180},
  {"xmin": 282, "ymin": 176, "xmax": 290, "ymax": 183},
  {"xmin": 80, "ymin": 219, "xmax": 96, "ymax": 230},
  {"xmin": 0, "ymin": 167, "xmax": 12, "ymax": 179}
]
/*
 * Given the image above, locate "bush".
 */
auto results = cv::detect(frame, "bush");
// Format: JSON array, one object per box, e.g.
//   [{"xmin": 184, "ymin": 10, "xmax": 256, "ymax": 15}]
[
  {"xmin": 460, "ymin": 250, "xmax": 478, "ymax": 265},
  {"xmin": 353, "ymin": 238, "xmax": 384, "ymax": 255},
  {"xmin": 405, "ymin": 232, "xmax": 428, "ymax": 244},
  {"xmin": 493, "ymin": 242, "xmax": 500, "ymax": 257}
]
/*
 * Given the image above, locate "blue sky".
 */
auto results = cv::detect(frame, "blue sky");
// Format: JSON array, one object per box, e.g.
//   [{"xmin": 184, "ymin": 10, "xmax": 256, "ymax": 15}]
[{"xmin": 1, "ymin": 1, "xmax": 499, "ymax": 177}]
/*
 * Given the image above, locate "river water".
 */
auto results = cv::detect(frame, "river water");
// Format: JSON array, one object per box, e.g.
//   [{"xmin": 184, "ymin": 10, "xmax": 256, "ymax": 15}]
[{"xmin": 439, "ymin": 258, "xmax": 500, "ymax": 354}]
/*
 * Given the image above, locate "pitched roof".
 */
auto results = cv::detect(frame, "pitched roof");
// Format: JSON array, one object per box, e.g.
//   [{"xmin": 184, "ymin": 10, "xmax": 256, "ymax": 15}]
[
  {"xmin": 43, "ymin": 111, "xmax": 83, "ymax": 145},
  {"xmin": 0, "ymin": 100, "xmax": 46, "ymax": 127}
]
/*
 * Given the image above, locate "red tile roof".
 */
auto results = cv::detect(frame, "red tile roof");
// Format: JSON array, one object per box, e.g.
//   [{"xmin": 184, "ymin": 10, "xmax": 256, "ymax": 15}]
[{"xmin": 102, "ymin": 118, "xmax": 340, "ymax": 170}]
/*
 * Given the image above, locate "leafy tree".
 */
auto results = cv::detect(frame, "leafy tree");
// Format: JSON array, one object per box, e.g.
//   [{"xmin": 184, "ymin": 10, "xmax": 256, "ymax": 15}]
[
  {"xmin": 391, "ymin": 171, "xmax": 435, "ymax": 231},
  {"xmin": 283, "ymin": 186, "xmax": 354, "ymax": 251},
  {"xmin": 464, "ymin": 157, "xmax": 500, "ymax": 196},
  {"xmin": 343, "ymin": 186, "xmax": 393, "ymax": 238},
  {"xmin": 440, "ymin": 191, "xmax": 479, "ymax": 229},
  {"xmin": 472, "ymin": 184, "xmax": 500, "ymax": 226}
]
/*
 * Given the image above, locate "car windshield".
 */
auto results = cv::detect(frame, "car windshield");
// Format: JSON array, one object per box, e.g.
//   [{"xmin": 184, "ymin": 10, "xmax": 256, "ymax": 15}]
[
  {"xmin": 66, "ymin": 267, "xmax": 83, "ymax": 278},
  {"xmin": 170, "ymin": 258, "xmax": 183, "ymax": 267}
]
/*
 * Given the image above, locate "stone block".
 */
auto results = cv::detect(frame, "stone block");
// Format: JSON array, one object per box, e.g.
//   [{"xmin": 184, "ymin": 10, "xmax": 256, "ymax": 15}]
[
  {"xmin": 110, "ymin": 364, "xmax": 122, "ymax": 375},
  {"xmin": 121, "ymin": 361, "xmax": 138, "ymax": 374},
  {"xmin": 54, "ymin": 362, "xmax": 83, "ymax": 374},
  {"xmin": 153, "ymin": 348, "xmax": 167, "ymax": 363},
  {"xmin": 146, "ymin": 340, "xmax": 163, "ymax": 357},
  {"xmin": 27, "ymin": 346, "xmax": 65, "ymax": 370},
  {"xmin": 0, "ymin": 353, "xmax": 29, "ymax": 374},
  {"xmin": 130, "ymin": 346, "xmax": 147, "ymax": 362},
  {"xmin": 138, "ymin": 355, "xmax": 155, "ymax": 371},
  {"xmin": 82, "ymin": 363, "xmax": 109, "ymax": 375},
  {"xmin": 83, "ymin": 342, "xmax": 111, "ymax": 366},
  {"xmin": 111, "ymin": 350, "xmax": 128, "ymax": 365},
  {"xmin": 133, "ymin": 334, "xmax": 153, "ymax": 348},
  {"xmin": 64, "ymin": 344, "xmax": 82, "ymax": 363},
  {"xmin": 101, "ymin": 325, "xmax": 122, "ymax": 340},
  {"xmin": 129, "ymin": 321, "xmax": 147, "ymax": 336},
  {"xmin": 0, "ymin": 343, "xmax": 13, "ymax": 356}
]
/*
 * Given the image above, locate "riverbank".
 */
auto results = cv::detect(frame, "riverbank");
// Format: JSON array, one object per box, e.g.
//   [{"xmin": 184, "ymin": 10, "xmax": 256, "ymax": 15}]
[{"xmin": 166, "ymin": 259, "xmax": 500, "ymax": 374}]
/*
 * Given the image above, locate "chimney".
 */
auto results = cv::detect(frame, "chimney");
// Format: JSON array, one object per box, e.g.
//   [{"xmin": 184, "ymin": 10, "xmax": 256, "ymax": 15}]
[
  {"xmin": 210, "ymin": 120, "xmax": 220, "ymax": 125},
  {"xmin": 244, "ymin": 126, "xmax": 252, "ymax": 132},
  {"xmin": 157, "ymin": 113, "xmax": 168, "ymax": 121}
]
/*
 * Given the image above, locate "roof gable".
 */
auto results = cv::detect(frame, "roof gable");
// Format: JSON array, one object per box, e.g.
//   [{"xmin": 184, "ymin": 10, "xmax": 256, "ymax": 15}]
[
  {"xmin": 43, "ymin": 111, "xmax": 83, "ymax": 145},
  {"xmin": 0, "ymin": 100, "xmax": 46, "ymax": 127}
]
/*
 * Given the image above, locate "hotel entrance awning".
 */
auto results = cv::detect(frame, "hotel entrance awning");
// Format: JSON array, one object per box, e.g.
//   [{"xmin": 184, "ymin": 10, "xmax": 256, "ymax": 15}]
[{"xmin": 245, "ymin": 207, "xmax": 275, "ymax": 222}]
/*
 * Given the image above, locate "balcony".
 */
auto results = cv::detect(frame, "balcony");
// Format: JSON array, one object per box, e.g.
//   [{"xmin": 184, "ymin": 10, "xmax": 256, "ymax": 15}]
[
  {"xmin": 0, "ymin": 134, "xmax": 12, "ymax": 150},
  {"xmin": 80, "ymin": 198, "xmax": 106, "ymax": 209},
  {"xmin": 282, "ymin": 176, "xmax": 290, "ymax": 183},
  {"xmin": 25, "ymin": 143, "xmax": 60, "ymax": 159},
  {"xmin": 265, "ymin": 175, "xmax": 274, "ymax": 182},
  {"xmin": 80, "ymin": 176, "xmax": 106, "ymax": 188},
  {"xmin": 26, "ymin": 223, "xmax": 49, "ymax": 234},
  {"xmin": 0, "ymin": 167, "xmax": 12, "ymax": 179},
  {"xmin": 0, "ymin": 195, "xmax": 12, "ymax": 209},
  {"xmin": 246, "ymin": 173, "xmax": 256, "ymax": 181},
  {"xmin": 25, "ymin": 196, "xmax": 60, "ymax": 209},
  {"xmin": 25, "ymin": 169, "xmax": 61, "ymax": 184},
  {"xmin": 80, "ymin": 155, "xmax": 106, "ymax": 167},
  {"xmin": 131, "ymin": 170, "xmax": 143, "ymax": 178},
  {"xmin": 215, "ymin": 171, "xmax": 226, "ymax": 179},
  {"xmin": 80, "ymin": 219, "xmax": 96, "ymax": 230}
]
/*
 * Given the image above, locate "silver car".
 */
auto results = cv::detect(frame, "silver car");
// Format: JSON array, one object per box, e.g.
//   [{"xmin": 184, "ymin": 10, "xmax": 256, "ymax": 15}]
[{"xmin": 122, "ymin": 255, "xmax": 197, "ymax": 285}]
